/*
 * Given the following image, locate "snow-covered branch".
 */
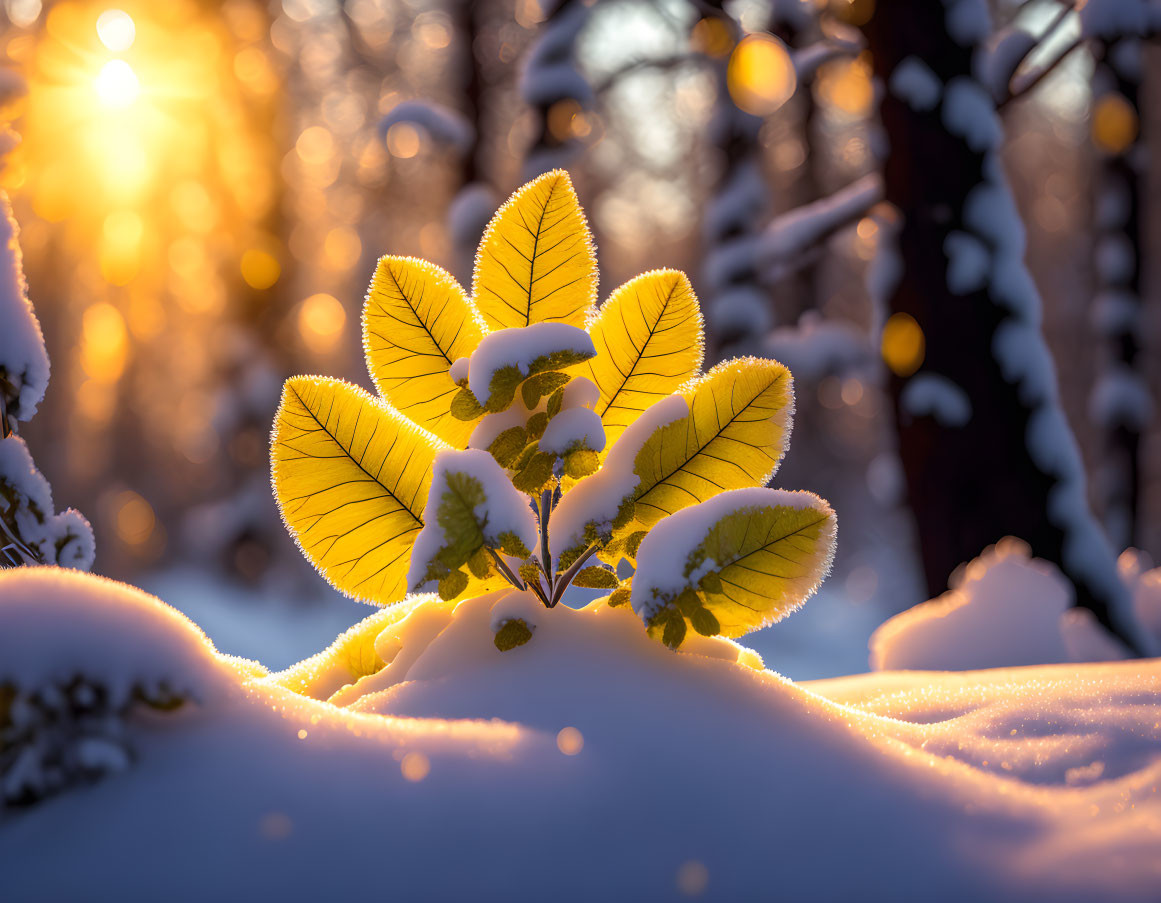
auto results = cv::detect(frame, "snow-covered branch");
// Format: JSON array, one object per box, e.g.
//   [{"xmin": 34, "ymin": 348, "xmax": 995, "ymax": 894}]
[
  {"xmin": 379, "ymin": 101, "xmax": 475, "ymax": 155},
  {"xmin": 758, "ymin": 173, "xmax": 883, "ymax": 281}
]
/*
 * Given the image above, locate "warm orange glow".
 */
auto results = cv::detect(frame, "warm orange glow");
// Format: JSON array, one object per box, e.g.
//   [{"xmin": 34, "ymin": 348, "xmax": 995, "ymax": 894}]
[
  {"xmin": 96, "ymin": 9, "xmax": 135, "ymax": 51},
  {"xmin": 298, "ymin": 292, "xmax": 346, "ymax": 353},
  {"xmin": 386, "ymin": 122, "xmax": 420, "ymax": 158},
  {"xmin": 881, "ymin": 312, "xmax": 925, "ymax": 377},
  {"xmin": 691, "ymin": 17, "xmax": 733, "ymax": 58},
  {"xmin": 818, "ymin": 53, "xmax": 873, "ymax": 117},
  {"xmin": 81, "ymin": 302, "xmax": 128, "ymax": 381},
  {"xmin": 240, "ymin": 248, "xmax": 280, "ymax": 290},
  {"xmin": 114, "ymin": 489, "xmax": 156, "ymax": 546},
  {"xmin": 94, "ymin": 59, "xmax": 139, "ymax": 108},
  {"xmin": 1092, "ymin": 93, "xmax": 1138, "ymax": 155},
  {"xmin": 727, "ymin": 34, "xmax": 796, "ymax": 117},
  {"xmin": 556, "ymin": 726, "xmax": 584, "ymax": 755},
  {"xmin": 323, "ymin": 226, "xmax": 361, "ymax": 270},
  {"xmin": 400, "ymin": 751, "xmax": 430, "ymax": 782}
]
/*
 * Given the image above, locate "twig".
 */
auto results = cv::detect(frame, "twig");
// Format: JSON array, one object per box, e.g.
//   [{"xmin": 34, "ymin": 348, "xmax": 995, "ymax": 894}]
[
  {"xmin": 595, "ymin": 53, "xmax": 708, "ymax": 94},
  {"xmin": 1000, "ymin": 36, "xmax": 1083, "ymax": 108},
  {"xmin": 550, "ymin": 543, "xmax": 598, "ymax": 608},
  {"xmin": 488, "ymin": 547, "xmax": 526, "ymax": 592}
]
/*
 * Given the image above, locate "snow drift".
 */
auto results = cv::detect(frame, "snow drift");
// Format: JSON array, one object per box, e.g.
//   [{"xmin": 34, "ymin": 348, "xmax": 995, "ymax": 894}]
[{"xmin": 2, "ymin": 567, "xmax": 1160, "ymax": 901}]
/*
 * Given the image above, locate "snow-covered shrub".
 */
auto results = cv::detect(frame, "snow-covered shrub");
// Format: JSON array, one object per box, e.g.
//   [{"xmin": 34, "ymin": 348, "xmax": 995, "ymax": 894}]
[
  {"xmin": 271, "ymin": 171, "xmax": 836, "ymax": 650},
  {"xmin": 0, "ymin": 568, "xmax": 248, "ymax": 807},
  {"xmin": 0, "ymin": 135, "xmax": 93, "ymax": 570}
]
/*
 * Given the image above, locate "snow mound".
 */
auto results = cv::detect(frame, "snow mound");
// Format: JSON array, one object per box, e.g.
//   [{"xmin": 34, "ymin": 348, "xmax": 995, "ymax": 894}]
[
  {"xmin": 870, "ymin": 539, "xmax": 1127, "ymax": 671},
  {"xmin": 3, "ymin": 576, "xmax": 1161, "ymax": 900},
  {"xmin": 0, "ymin": 567, "xmax": 257, "ymax": 705}
]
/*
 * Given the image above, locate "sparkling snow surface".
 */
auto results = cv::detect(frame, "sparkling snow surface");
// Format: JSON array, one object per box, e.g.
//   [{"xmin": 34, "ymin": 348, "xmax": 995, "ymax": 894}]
[{"xmin": 3, "ymin": 568, "xmax": 1160, "ymax": 901}]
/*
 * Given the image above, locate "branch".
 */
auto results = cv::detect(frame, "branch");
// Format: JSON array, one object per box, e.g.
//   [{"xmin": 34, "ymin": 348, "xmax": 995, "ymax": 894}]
[
  {"xmin": 550, "ymin": 544, "xmax": 598, "ymax": 607},
  {"xmin": 758, "ymin": 173, "xmax": 883, "ymax": 279},
  {"xmin": 1000, "ymin": 36, "xmax": 1083, "ymax": 107},
  {"xmin": 595, "ymin": 53, "xmax": 708, "ymax": 94},
  {"xmin": 793, "ymin": 36, "xmax": 863, "ymax": 81},
  {"xmin": 488, "ymin": 547, "xmax": 526, "ymax": 592}
]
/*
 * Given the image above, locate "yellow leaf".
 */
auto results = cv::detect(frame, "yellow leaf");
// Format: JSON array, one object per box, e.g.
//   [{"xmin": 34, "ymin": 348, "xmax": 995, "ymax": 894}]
[
  {"xmin": 632, "ymin": 488, "xmax": 836, "ymax": 640},
  {"xmin": 584, "ymin": 269, "xmax": 704, "ymax": 451},
  {"xmin": 632, "ymin": 358, "xmax": 793, "ymax": 529},
  {"xmin": 472, "ymin": 170, "xmax": 597, "ymax": 331},
  {"xmin": 363, "ymin": 256, "xmax": 486, "ymax": 447},
  {"xmin": 271, "ymin": 376, "xmax": 445, "ymax": 604}
]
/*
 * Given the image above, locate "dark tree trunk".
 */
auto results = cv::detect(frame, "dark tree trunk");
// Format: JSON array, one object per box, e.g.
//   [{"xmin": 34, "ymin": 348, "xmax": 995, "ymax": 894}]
[
  {"xmin": 861, "ymin": 1, "xmax": 1139, "ymax": 648},
  {"xmin": 1089, "ymin": 38, "xmax": 1146, "ymax": 552}
]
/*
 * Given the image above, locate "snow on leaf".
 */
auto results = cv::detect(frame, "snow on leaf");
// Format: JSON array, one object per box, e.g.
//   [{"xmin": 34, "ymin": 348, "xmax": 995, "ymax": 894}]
[
  {"xmin": 466, "ymin": 322, "xmax": 595, "ymax": 411},
  {"xmin": 407, "ymin": 449, "xmax": 538, "ymax": 601},
  {"xmin": 583, "ymin": 269, "xmax": 704, "ymax": 452},
  {"xmin": 363, "ymin": 256, "xmax": 486, "ymax": 447},
  {"xmin": 631, "ymin": 357, "xmax": 794, "ymax": 529},
  {"xmin": 632, "ymin": 488, "xmax": 836, "ymax": 642},
  {"xmin": 271, "ymin": 376, "xmax": 445, "ymax": 605},
  {"xmin": 472, "ymin": 170, "xmax": 597, "ymax": 330}
]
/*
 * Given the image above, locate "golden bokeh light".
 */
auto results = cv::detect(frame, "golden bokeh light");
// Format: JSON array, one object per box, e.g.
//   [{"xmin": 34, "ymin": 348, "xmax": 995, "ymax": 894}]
[
  {"xmin": 96, "ymin": 9, "xmax": 135, "ymax": 52},
  {"xmin": 81, "ymin": 302, "xmax": 128, "ymax": 382},
  {"xmin": 1092, "ymin": 93, "xmax": 1138, "ymax": 155},
  {"xmin": 556, "ymin": 726, "xmax": 584, "ymax": 755},
  {"xmin": 691, "ymin": 17, "xmax": 733, "ymax": 58},
  {"xmin": 400, "ymin": 751, "xmax": 430, "ymax": 782},
  {"xmin": 240, "ymin": 248, "xmax": 280, "ymax": 289},
  {"xmin": 94, "ymin": 59, "xmax": 139, "ymax": 108},
  {"xmin": 114, "ymin": 489, "xmax": 156, "ymax": 546},
  {"xmin": 818, "ymin": 53, "xmax": 873, "ymax": 117},
  {"xmin": 881, "ymin": 312, "xmax": 925, "ymax": 377},
  {"xmin": 676, "ymin": 860, "xmax": 709, "ymax": 896},
  {"xmin": 385, "ymin": 122, "xmax": 420, "ymax": 158},
  {"xmin": 298, "ymin": 292, "xmax": 346, "ymax": 353},
  {"xmin": 727, "ymin": 34, "xmax": 796, "ymax": 117},
  {"xmin": 323, "ymin": 225, "xmax": 361, "ymax": 270}
]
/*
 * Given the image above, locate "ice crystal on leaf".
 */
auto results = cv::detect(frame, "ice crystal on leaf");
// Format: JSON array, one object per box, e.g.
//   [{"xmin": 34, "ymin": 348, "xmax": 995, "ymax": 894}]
[{"xmin": 271, "ymin": 171, "xmax": 836, "ymax": 649}]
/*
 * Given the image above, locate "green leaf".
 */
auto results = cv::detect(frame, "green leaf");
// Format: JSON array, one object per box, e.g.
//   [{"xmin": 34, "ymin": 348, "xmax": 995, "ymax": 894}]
[
  {"xmin": 573, "ymin": 565, "xmax": 619, "ymax": 588},
  {"xmin": 438, "ymin": 569, "xmax": 469, "ymax": 600},
  {"xmin": 547, "ymin": 387, "xmax": 565, "ymax": 418},
  {"xmin": 494, "ymin": 618, "xmax": 533, "ymax": 651},
  {"xmin": 662, "ymin": 612, "xmax": 686, "ymax": 650},
  {"xmin": 435, "ymin": 471, "xmax": 488, "ymax": 566},
  {"xmin": 624, "ymin": 530, "xmax": 647, "ymax": 561},
  {"xmin": 690, "ymin": 607, "xmax": 720, "ymax": 637},
  {"xmin": 513, "ymin": 441, "xmax": 539, "ymax": 472},
  {"xmin": 488, "ymin": 427, "xmax": 528, "ymax": 468},
  {"xmin": 564, "ymin": 448, "xmax": 599, "ymax": 479},
  {"xmin": 527, "ymin": 411, "xmax": 548, "ymax": 440},
  {"xmin": 467, "ymin": 546, "xmax": 492, "ymax": 579},
  {"xmin": 512, "ymin": 451, "xmax": 554, "ymax": 493},
  {"xmin": 485, "ymin": 365, "xmax": 524, "ymax": 412},
  {"xmin": 451, "ymin": 388, "xmax": 486, "ymax": 421},
  {"xmin": 522, "ymin": 371, "xmax": 571, "ymax": 409},
  {"xmin": 608, "ymin": 579, "xmax": 633, "ymax": 608},
  {"xmin": 496, "ymin": 530, "xmax": 531, "ymax": 558}
]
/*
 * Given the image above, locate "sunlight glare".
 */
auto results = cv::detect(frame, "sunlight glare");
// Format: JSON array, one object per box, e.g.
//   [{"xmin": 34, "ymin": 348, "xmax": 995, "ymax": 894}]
[
  {"xmin": 298, "ymin": 293, "xmax": 346, "ymax": 353},
  {"xmin": 727, "ymin": 34, "xmax": 796, "ymax": 117},
  {"xmin": 95, "ymin": 59, "xmax": 139, "ymax": 108},
  {"xmin": 881, "ymin": 312, "xmax": 925, "ymax": 377},
  {"xmin": 96, "ymin": 9, "xmax": 135, "ymax": 51}
]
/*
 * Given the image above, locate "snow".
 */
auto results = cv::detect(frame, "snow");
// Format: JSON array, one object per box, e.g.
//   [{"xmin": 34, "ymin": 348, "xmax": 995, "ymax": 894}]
[
  {"xmin": 0, "ymin": 567, "xmax": 252, "ymax": 706},
  {"xmin": 1079, "ymin": 0, "xmax": 1157, "ymax": 39},
  {"xmin": 1120, "ymin": 550, "xmax": 1161, "ymax": 646},
  {"xmin": 943, "ymin": 0, "xmax": 991, "ymax": 47},
  {"xmin": 901, "ymin": 372, "xmax": 973, "ymax": 427},
  {"xmin": 888, "ymin": 56, "xmax": 942, "ymax": 112},
  {"xmin": 538, "ymin": 405, "xmax": 605, "ymax": 455},
  {"xmin": 468, "ymin": 396, "xmax": 539, "ymax": 451},
  {"xmin": 468, "ymin": 323, "xmax": 595, "ymax": 409},
  {"xmin": 448, "ymin": 356, "xmax": 469, "ymax": 385},
  {"xmin": 408, "ymin": 449, "xmax": 541, "ymax": 591},
  {"xmin": 379, "ymin": 100, "xmax": 474, "ymax": 153},
  {"xmin": 870, "ymin": 539, "xmax": 1127, "ymax": 671},
  {"xmin": 561, "ymin": 375, "xmax": 598, "ymax": 410},
  {"xmin": 4, "ymin": 567, "xmax": 1161, "ymax": 900},
  {"xmin": 943, "ymin": 230, "xmax": 990, "ymax": 294},
  {"xmin": 941, "ymin": 78, "xmax": 1001, "ymax": 153},
  {"xmin": 0, "ymin": 435, "xmax": 95, "ymax": 570},
  {"xmin": 980, "ymin": 27, "xmax": 1037, "ymax": 102},
  {"xmin": 0, "ymin": 193, "xmax": 49, "ymax": 423},
  {"xmin": 548, "ymin": 394, "xmax": 688, "ymax": 565},
  {"xmin": 1088, "ymin": 365, "xmax": 1153, "ymax": 430}
]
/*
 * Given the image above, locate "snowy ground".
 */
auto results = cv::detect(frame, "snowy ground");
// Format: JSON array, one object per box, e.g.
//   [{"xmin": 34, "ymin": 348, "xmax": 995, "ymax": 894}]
[{"xmin": 2, "ymin": 568, "xmax": 1159, "ymax": 901}]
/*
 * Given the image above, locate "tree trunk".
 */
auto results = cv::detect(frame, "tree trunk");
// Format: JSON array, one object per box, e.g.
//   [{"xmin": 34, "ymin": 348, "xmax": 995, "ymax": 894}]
[{"xmin": 861, "ymin": 1, "xmax": 1140, "ymax": 649}]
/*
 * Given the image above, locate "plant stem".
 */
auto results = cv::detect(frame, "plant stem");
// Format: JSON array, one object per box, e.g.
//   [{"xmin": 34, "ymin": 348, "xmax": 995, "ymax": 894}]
[
  {"xmin": 488, "ymin": 547, "xmax": 525, "ymax": 591},
  {"xmin": 540, "ymin": 487, "xmax": 553, "ymax": 584},
  {"xmin": 550, "ymin": 543, "xmax": 598, "ymax": 608}
]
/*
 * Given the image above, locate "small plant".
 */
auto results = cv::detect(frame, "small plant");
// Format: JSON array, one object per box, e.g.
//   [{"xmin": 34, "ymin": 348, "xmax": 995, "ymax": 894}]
[{"xmin": 271, "ymin": 171, "xmax": 836, "ymax": 649}]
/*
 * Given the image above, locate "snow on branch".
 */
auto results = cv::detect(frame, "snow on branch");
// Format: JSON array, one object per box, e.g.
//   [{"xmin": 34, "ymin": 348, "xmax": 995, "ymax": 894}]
[
  {"xmin": 758, "ymin": 173, "xmax": 883, "ymax": 281},
  {"xmin": 379, "ymin": 101, "xmax": 475, "ymax": 155}
]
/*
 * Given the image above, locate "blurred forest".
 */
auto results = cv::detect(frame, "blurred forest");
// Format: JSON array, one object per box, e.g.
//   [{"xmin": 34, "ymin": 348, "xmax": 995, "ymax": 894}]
[{"xmin": 1, "ymin": 0, "xmax": 1157, "ymax": 666}]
